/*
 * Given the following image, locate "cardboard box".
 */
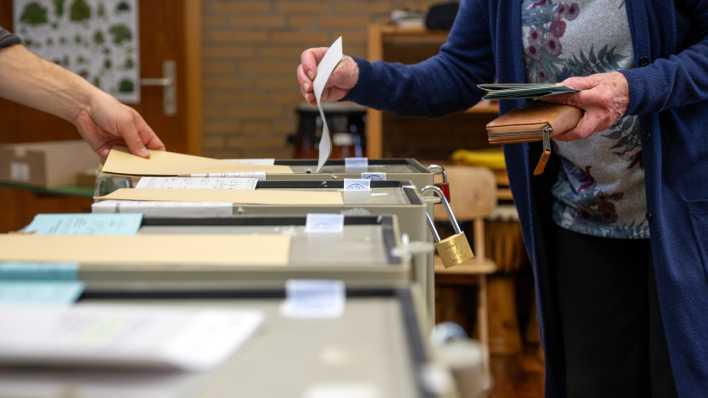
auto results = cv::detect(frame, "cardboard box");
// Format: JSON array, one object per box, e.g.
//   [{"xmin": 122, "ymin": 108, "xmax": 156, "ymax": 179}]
[{"xmin": 0, "ymin": 141, "xmax": 99, "ymax": 188}]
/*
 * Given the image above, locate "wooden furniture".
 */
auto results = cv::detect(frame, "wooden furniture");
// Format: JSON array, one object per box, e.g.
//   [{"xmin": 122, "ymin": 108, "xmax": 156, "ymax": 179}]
[
  {"xmin": 0, "ymin": 0, "xmax": 202, "ymax": 230},
  {"xmin": 433, "ymin": 165, "xmax": 498, "ymax": 381},
  {"xmin": 0, "ymin": 0, "xmax": 202, "ymax": 155},
  {"xmin": 0, "ymin": 183, "xmax": 93, "ymax": 233},
  {"xmin": 366, "ymin": 25, "xmax": 500, "ymax": 159}
]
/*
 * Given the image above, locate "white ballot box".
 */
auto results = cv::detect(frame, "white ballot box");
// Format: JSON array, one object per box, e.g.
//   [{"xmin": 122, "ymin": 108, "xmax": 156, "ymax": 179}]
[
  {"xmin": 0, "ymin": 216, "xmax": 410, "ymax": 292},
  {"xmin": 0, "ymin": 287, "xmax": 449, "ymax": 398}
]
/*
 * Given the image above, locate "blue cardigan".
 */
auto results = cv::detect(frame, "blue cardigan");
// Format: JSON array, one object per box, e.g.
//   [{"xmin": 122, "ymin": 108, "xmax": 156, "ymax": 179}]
[{"xmin": 347, "ymin": 1, "xmax": 708, "ymax": 396}]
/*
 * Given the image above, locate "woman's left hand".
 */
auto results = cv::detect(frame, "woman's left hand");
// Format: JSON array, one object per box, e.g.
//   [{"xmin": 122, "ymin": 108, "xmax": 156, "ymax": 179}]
[{"xmin": 543, "ymin": 71, "xmax": 630, "ymax": 141}]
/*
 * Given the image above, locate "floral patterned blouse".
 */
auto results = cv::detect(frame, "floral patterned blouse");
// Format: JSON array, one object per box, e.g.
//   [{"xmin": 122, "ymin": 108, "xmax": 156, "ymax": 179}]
[{"xmin": 522, "ymin": 0, "xmax": 650, "ymax": 239}]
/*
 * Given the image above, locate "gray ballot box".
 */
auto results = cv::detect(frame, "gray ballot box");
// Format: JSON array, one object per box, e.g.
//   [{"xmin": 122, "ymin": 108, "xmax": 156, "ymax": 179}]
[
  {"xmin": 78, "ymin": 215, "xmax": 410, "ymax": 292},
  {"xmin": 0, "ymin": 288, "xmax": 441, "ymax": 398},
  {"xmin": 93, "ymin": 179, "xmax": 437, "ymax": 321},
  {"xmin": 95, "ymin": 158, "xmax": 443, "ymax": 191},
  {"xmin": 274, "ymin": 159, "xmax": 438, "ymax": 189}
]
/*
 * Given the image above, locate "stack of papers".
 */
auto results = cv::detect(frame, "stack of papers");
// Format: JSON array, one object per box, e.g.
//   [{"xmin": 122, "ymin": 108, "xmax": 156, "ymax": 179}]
[
  {"xmin": 0, "ymin": 262, "xmax": 83, "ymax": 305},
  {"xmin": 102, "ymin": 149, "xmax": 293, "ymax": 176},
  {"xmin": 0, "ymin": 304, "xmax": 264, "ymax": 371},
  {"xmin": 478, "ymin": 83, "xmax": 578, "ymax": 100},
  {"xmin": 0, "ymin": 234, "xmax": 292, "ymax": 267}
]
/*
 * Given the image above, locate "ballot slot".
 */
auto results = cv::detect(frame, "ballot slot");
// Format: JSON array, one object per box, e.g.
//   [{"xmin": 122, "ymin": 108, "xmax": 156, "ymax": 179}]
[{"xmin": 0, "ymin": 287, "xmax": 434, "ymax": 398}]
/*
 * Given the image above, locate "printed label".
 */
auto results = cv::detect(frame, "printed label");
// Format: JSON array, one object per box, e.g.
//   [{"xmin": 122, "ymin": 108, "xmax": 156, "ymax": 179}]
[
  {"xmin": 343, "ymin": 179, "xmax": 371, "ymax": 192},
  {"xmin": 345, "ymin": 157, "xmax": 369, "ymax": 170},
  {"xmin": 305, "ymin": 214, "xmax": 344, "ymax": 233}
]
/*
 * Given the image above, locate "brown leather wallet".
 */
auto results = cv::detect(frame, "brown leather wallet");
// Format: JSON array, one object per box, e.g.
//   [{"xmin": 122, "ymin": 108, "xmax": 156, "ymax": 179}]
[{"xmin": 486, "ymin": 103, "xmax": 582, "ymax": 175}]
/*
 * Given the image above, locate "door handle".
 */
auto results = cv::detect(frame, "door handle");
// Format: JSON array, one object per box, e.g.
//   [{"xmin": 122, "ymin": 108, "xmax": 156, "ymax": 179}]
[{"xmin": 141, "ymin": 60, "xmax": 177, "ymax": 116}]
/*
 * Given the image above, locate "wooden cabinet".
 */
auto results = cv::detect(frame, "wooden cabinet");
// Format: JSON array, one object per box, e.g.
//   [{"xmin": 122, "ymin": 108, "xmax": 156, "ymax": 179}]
[
  {"xmin": 366, "ymin": 25, "xmax": 500, "ymax": 160},
  {"xmin": 0, "ymin": 186, "xmax": 92, "ymax": 233}
]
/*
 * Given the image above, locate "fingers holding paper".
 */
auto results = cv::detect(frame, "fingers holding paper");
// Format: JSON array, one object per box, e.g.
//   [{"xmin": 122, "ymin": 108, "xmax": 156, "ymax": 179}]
[
  {"xmin": 543, "ymin": 71, "xmax": 630, "ymax": 141},
  {"xmin": 297, "ymin": 47, "xmax": 359, "ymax": 104},
  {"xmin": 74, "ymin": 91, "xmax": 165, "ymax": 160}
]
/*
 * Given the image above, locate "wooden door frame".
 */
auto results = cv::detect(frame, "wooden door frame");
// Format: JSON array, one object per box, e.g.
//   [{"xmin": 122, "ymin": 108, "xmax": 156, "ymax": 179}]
[{"xmin": 183, "ymin": 0, "xmax": 203, "ymax": 155}]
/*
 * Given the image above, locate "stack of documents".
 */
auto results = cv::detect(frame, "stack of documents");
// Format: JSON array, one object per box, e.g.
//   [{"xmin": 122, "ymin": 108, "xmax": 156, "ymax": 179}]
[
  {"xmin": 478, "ymin": 83, "xmax": 578, "ymax": 100},
  {"xmin": 0, "ymin": 304, "xmax": 263, "ymax": 371},
  {"xmin": 102, "ymin": 149, "xmax": 293, "ymax": 176}
]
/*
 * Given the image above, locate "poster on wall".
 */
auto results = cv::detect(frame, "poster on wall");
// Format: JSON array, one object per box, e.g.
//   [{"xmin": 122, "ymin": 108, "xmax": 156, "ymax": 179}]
[{"xmin": 14, "ymin": 0, "xmax": 140, "ymax": 103}]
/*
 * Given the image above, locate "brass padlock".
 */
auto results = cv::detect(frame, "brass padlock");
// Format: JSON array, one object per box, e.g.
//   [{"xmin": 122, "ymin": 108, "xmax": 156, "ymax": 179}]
[{"xmin": 422, "ymin": 185, "xmax": 474, "ymax": 268}]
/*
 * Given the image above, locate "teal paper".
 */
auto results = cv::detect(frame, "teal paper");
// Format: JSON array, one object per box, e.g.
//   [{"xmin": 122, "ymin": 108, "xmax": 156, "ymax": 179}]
[
  {"xmin": 23, "ymin": 213, "xmax": 143, "ymax": 235},
  {"xmin": 0, "ymin": 262, "xmax": 79, "ymax": 281},
  {"xmin": 0, "ymin": 281, "xmax": 84, "ymax": 304}
]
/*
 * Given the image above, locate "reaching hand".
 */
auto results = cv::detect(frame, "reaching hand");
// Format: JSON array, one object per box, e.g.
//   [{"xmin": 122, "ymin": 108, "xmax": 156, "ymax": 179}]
[
  {"xmin": 543, "ymin": 71, "xmax": 630, "ymax": 141},
  {"xmin": 73, "ymin": 92, "xmax": 165, "ymax": 160},
  {"xmin": 297, "ymin": 47, "xmax": 359, "ymax": 105}
]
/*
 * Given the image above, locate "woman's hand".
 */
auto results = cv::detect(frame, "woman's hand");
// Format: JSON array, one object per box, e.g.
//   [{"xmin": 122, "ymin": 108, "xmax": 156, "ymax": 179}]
[
  {"xmin": 544, "ymin": 71, "xmax": 630, "ymax": 141},
  {"xmin": 297, "ymin": 47, "xmax": 359, "ymax": 105},
  {"xmin": 73, "ymin": 91, "xmax": 165, "ymax": 160}
]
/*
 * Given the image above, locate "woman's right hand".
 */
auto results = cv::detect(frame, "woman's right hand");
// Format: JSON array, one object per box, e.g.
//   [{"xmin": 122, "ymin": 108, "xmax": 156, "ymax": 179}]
[{"xmin": 297, "ymin": 47, "xmax": 359, "ymax": 105}]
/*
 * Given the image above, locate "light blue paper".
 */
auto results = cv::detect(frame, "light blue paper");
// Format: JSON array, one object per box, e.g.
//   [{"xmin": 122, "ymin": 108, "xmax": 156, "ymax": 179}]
[
  {"xmin": 0, "ymin": 262, "xmax": 79, "ymax": 281},
  {"xmin": 23, "ymin": 214, "xmax": 143, "ymax": 235},
  {"xmin": 0, "ymin": 281, "xmax": 84, "ymax": 304}
]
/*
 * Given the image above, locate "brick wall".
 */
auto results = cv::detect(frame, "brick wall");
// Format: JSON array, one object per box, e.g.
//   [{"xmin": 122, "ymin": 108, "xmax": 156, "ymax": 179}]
[{"xmin": 201, "ymin": 0, "xmax": 436, "ymax": 158}]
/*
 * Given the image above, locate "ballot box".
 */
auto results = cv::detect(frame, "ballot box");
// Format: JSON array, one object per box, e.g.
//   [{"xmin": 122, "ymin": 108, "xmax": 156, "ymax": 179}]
[
  {"xmin": 93, "ymin": 179, "xmax": 431, "ymax": 241},
  {"xmin": 92, "ymin": 179, "xmax": 437, "ymax": 319},
  {"xmin": 95, "ymin": 158, "xmax": 443, "ymax": 191},
  {"xmin": 0, "ymin": 215, "xmax": 411, "ymax": 292},
  {"xmin": 268, "ymin": 158, "xmax": 441, "ymax": 189},
  {"xmin": 0, "ymin": 287, "xmax": 444, "ymax": 398}
]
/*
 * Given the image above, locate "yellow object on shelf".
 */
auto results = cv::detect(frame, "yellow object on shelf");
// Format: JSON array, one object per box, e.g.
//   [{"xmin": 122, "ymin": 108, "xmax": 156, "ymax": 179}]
[{"xmin": 452, "ymin": 149, "xmax": 506, "ymax": 170}]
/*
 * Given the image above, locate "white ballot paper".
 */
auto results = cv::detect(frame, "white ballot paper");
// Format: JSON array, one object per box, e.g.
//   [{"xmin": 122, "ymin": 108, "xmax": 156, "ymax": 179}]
[
  {"xmin": 0, "ymin": 304, "xmax": 264, "ymax": 371},
  {"xmin": 313, "ymin": 36, "xmax": 344, "ymax": 172},
  {"xmin": 136, "ymin": 177, "xmax": 258, "ymax": 190}
]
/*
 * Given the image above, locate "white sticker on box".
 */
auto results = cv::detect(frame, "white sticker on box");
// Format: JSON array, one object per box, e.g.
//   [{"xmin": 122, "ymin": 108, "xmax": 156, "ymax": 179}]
[
  {"xmin": 10, "ymin": 162, "xmax": 30, "ymax": 182},
  {"xmin": 343, "ymin": 179, "xmax": 371, "ymax": 192},
  {"xmin": 224, "ymin": 159, "xmax": 276, "ymax": 166},
  {"xmin": 360, "ymin": 172, "xmax": 386, "ymax": 181},
  {"xmin": 189, "ymin": 172, "xmax": 266, "ymax": 180},
  {"xmin": 305, "ymin": 214, "xmax": 344, "ymax": 233},
  {"xmin": 136, "ymin": 177, "xmax": 258, "ymax": 190},
  {"xmin": 345, "ymin": 157, "xmax": 368, "ymax": 170},
  {"xmin": 303, "ymin": 383, "xmax": 381, "ymax": 398},
  {"xmin": 281, "ymin": 280, "xmax": 345, "ymax": 319},
  {"xmin": 92, "ymin": 200, "xmax": 233, "ymax": 217}
]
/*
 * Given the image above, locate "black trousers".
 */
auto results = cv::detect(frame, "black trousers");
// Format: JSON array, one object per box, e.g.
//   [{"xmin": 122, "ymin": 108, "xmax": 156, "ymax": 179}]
[{"xmin": 551, "ymin": 225, "xmax": 678, "ymax": 398}]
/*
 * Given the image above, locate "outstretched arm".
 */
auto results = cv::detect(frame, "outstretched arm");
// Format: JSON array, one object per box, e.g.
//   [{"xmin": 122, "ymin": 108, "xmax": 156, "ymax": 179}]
[
  {"xmin": 297, "ymin": 0, "xmax": 495, "ymax": 117},
  {"xmin": 0, "ymin": 28, "xmax": 164, "ymax": 159}
]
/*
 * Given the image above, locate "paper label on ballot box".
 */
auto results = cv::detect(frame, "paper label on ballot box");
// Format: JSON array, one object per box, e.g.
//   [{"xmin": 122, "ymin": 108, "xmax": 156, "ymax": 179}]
[
  {"xmin": 343, "ymin": 179, "xmax": 371, "ymax": 192},
  {"xmin": 281, "ymin": 280, "xmax": 345, "ymax": 319},
  {"xmin": 305, "ymin": 214, "xmax": 344, "ymax": 234}
]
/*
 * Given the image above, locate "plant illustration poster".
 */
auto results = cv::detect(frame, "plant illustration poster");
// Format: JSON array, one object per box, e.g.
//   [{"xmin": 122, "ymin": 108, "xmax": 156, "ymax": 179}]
[{"xmin": 14, "ymin": 0, "xmax": 140, "ymax": 103}]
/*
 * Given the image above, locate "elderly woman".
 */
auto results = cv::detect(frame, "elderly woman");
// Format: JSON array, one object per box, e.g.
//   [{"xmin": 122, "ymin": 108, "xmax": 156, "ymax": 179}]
[{"xmin": 298, "ymin": 1, "xmax": 708, "ymax": 397}]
